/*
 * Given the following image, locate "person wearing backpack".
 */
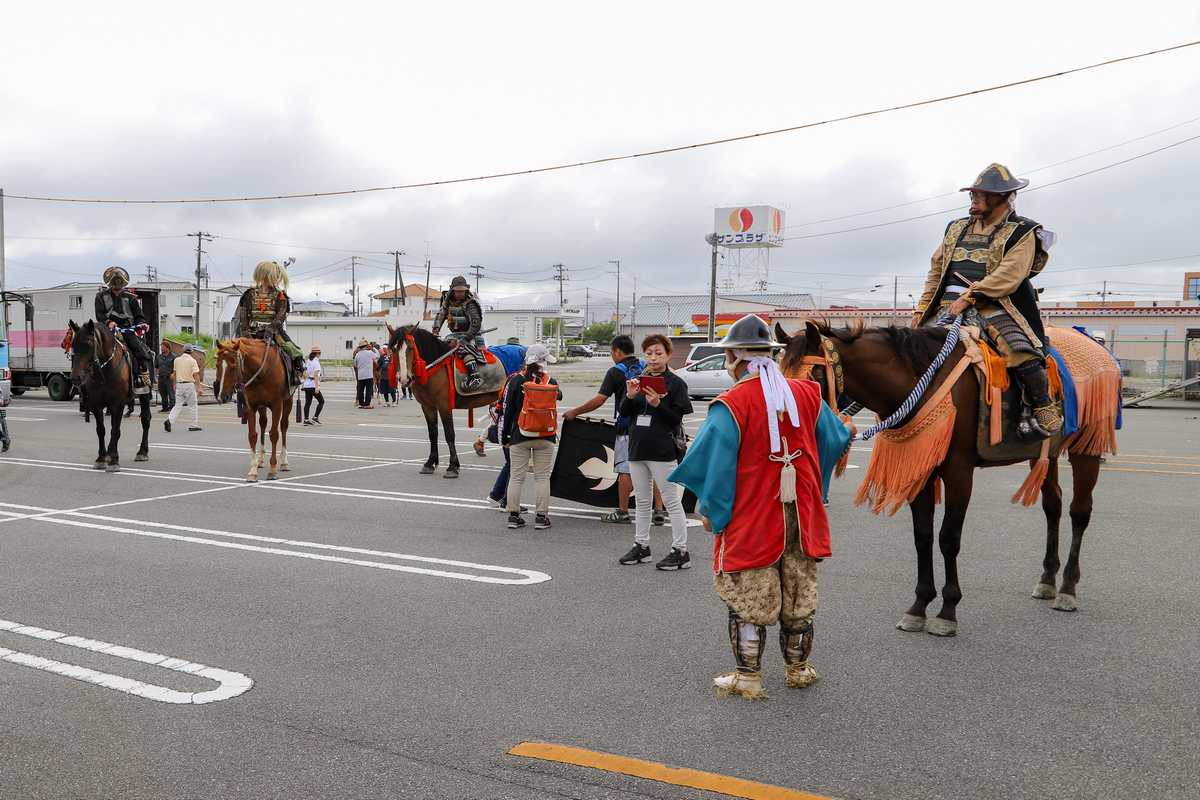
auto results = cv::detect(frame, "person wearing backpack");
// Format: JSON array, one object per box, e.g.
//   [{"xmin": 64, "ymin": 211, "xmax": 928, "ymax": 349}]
[
  {"xmin": 617, "ymin": 334, "xmax": 694, "ymax": 570},
  {"xmin": 500, "ymin": 343, "xmax": 562, "ymax": 530}
]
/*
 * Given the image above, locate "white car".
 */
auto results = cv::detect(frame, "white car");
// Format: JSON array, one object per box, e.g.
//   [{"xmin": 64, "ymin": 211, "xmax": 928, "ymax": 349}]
[
  {"xmin": 679, "ymin": 353, "xmax": 733, "ymax": 399},
  {"xmin": 684, "ymin": 342, "xmax": 724, "ymax": 367}
]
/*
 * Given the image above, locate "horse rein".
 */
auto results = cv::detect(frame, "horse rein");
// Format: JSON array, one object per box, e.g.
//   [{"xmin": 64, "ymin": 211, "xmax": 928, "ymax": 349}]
[{"xmin": 789, "ymin": 336, "xmax": 845, "ymax": 411}]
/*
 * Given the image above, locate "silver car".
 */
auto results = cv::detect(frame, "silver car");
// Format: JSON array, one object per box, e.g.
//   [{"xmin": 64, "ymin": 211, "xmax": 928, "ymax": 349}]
[{"xmin": 679, "ymin": 353, "xmax": 732, "ymax": 399}]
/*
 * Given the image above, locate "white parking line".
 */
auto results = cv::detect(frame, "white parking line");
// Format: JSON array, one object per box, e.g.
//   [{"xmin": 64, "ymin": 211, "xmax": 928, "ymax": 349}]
[
  {"xmin": 0, "ymin": 503, "xmax": 550, "ymax": 585},
  {"xmin": 0, "ymin": 616, "xmax": 252, "ymax": 704}
]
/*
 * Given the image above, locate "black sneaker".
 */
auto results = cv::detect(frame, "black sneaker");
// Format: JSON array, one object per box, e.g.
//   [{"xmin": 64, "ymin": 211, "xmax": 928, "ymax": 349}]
[
  {"xmin": 303, "ymin": 420, "xmax": 314, "ymax": 426},
  {"xmin": 163, "ymin": 420, "xmax": 172, "ymax": 433},
  {"xmin": 652, "ymin": 510, "xmax": 666, "ymax": 527},
  {"xmin": 655, "ymin": 548, "xmax": 691, "ymax": 571},
  {"xmin": 1, "ymin": 440, "xmax": 9, "ymax": 452},
  {"xmin": 313, "ymin": 418, "xmax": 323, "ymax": 425},
  {"xmin": 507, "ymin": 512, "xmax": 526, "ymax": 529},
  {"xmin": 534, "ymin": 514, "xmax": 551, "ymax": 530},
  {"xmin": 619, "ymin": 543, "xmax": 651, "ymax": 565}
]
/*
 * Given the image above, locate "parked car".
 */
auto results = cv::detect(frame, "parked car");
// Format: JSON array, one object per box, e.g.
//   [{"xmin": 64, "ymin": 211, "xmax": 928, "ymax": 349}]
[
  {"xmin": 684, "ymin": 343, "xmax": 724, "ymax": 367},
  {"xmin": 679, "ymin": 353, "xmax": 733, "ymax": 399},
  {"xmin": 566, "ymin": 344, "xmax": 595, "ymax": 357}
]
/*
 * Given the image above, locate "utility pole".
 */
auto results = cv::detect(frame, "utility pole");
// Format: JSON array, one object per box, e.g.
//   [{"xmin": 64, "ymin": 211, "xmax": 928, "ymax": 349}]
[
  {"xmin": 388, "ymin": 250, "xmax": 406, "ymax": 308},
  {"xmin": 144, "ymin": 265, "xmax": 158, "ymax": 283},
  {"xmin": 422, "ymin": 243, "xmax": 432, "ymax": 322},
  {"xmin": 469, "ymin": 264, "xmax": 485, "ymax": 296},
  {"xmin": 608, "ymin": 260, "xmax": 621, "ymax": 334},
  {"xmin": 348, "ymin": 256, "xmax": 359, "ymax": 316},
  {"xmin": 585, "ymin": 287, "xmax": 590, "ymax": 327},
  {"xmin": 552, "ymin": 264, "xmax": 567, "ymax": 355},
  {"xmin": 1101, "ymin": 280, "xmax": 1108, "ymax": 305},
  {"xmin": 187, "ymin": 232, "xmax": 213, "ymax": 339},
  {"xmin": 892, "ymin": 275, "xmax": 899, "ymax": 324},
  {"xmin": 0, "ymin": 188, "xmax": 7, "ymax": 345},
  {"xmin": 704, "ymin": 234, "xmax": 719, "ymax": 342},
  {"xmin": 631, "ymin": 275, "xmax": 639, "ymax": 340}
]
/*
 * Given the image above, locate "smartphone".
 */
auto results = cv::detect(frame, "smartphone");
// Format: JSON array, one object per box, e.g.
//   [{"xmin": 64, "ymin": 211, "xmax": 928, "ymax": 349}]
[{"xmin": 638, "ymin": 374, "xmax": 667, "ymax": 395}]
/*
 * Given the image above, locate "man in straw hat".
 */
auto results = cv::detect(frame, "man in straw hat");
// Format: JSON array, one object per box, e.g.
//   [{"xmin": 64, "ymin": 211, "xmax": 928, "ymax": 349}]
[
  {"xmin": 913, "ymin": 162, "xmax": 1061, "ymax": 439},
  {"xmin": 234, "ymin": 260, "xmax": 306, "ymax": 386},
  {"xmin": 432, "ymin": 275, "xmax": 486, "ymax": 391},
  {"xmin": 94, "ymin": 266, "xmax": 153, "ymax": 393},
  {"xmin": 669, "ymin": 315, "xmax": 853, "ymax": 700}
]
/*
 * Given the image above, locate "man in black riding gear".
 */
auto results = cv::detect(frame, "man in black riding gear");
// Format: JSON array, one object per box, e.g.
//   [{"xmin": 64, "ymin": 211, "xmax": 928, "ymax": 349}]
[
  {"xmin": 914, "ymin": 163, "xmax": 1062, "ymax": 439},
  {"xmin": 432, "ymin": 275, "xmax": 486, "ymax": 391},
  {"xmin": 94, "ymin": 266, "xmax": 153, "ymax": 394}
]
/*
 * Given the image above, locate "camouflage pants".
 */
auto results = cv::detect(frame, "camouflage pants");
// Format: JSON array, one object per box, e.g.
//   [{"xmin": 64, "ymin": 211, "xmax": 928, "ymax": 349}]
[{"xmin": 714, "ymin": 504, "xmax": 819, "ymax": 628}]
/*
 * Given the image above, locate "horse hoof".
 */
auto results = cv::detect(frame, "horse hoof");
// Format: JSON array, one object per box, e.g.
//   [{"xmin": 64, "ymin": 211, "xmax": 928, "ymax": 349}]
[
  {"xmin": 419, "ymin": 464, "xmax": 436, "ymax": 475},
  {"xmin": 1032, "ymin": 582, "xmax": 1058, "ymax": 600},
  {"xmin": 896, "ymin": 614, "xmax": 926, "ymax": 633},
  {"xmin": 105, "ymin": 464, "xmax": 121, "ymax": 474},
  {"xmin": 1051, "ymin": 593, "xmax": 1078, "ymax": 612},
  {"xmin": 925, "ymin": 617, "xmax": 957, "ymax": 637},
  {"xmin": 280, "ymin": 465, "xmax": 291, "ymax": 472},
  {"xmin": 266, "ymin": 473, "xmax": 277, "ymax": 481},
  {"xmin": 246, "ymin": 474, "xmax": 258, "ymax": 482},
  {"xmin": 134, "ymin": 453, "xmax": 149, "ymax": 462},
  {"xmin": 443, "ymin": 469, "xmax": 460, "ymax": 479},
  {"xmin": 93, "ymin": 461, "xmax": 106, "ymax": 470}
]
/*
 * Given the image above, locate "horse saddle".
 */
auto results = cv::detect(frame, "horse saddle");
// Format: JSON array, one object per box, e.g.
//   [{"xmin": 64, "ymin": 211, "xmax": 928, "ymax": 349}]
[
  {"xmin": 969, "ymin": 334, "xmax": 1064, "ymax": 462},
  {"xmin": 453, "ymin": 350, "xmax": 506, "ymax": 396}
]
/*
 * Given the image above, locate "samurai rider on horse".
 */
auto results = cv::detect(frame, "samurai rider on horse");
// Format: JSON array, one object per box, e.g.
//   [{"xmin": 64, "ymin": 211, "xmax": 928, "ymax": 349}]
[
  {"xmin": 233, "ymin": 260, "xmax": 306, "ymax": 388},
  {"xmin": 913, "ymin": 162, "xmax": 1062, "ymax": 439},
  {"xmin": 95, "ymin": 266, "xmax": 154, "ymax": 394},
  {"xmin": 432, "ymin": 275, "xmax": 486, "ymax": 391}
]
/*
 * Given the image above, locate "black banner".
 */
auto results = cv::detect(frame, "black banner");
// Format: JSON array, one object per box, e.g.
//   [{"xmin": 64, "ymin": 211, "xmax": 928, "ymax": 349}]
[{"xmin": 550, "ymin": 416, "xmax": 695, "ymax": 512}]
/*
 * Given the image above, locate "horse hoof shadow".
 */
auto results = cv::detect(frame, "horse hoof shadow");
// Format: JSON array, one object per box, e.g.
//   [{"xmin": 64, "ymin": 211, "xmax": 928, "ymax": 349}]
[
  {"xmin": 419, "ymin": 465, "xmax": 436, "ymax": 475},
  {"xmin": 134, "ymin": 453, "xmax": 149, "ymax": 463},
  {"xmin": 105, "ymin": 464, "xmax": 121, "ymax": 474},
  {"xmin": 896, "ymin": 614, "xmax": 925, "ymax": 633},
  {"xmin": 1051, "ymin": 593, "xmax": 1078, "ymax": 612},
  {"xmin": 924, "ymin": 617, "xmax": 957, "ymax": 637}
]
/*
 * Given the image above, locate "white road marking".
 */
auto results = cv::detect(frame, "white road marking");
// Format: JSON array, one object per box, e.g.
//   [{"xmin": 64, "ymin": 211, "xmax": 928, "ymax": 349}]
[
  {"xmin": 0, "ymin": 503, "xmax": 550, "ymax": 585},
  {"xmin": 0, "ymin": 616, "xmax": 252, "ymax": 704},
  {"xmin": 2, "ymin": 416, "xmax": 48, "ymax": 421}
]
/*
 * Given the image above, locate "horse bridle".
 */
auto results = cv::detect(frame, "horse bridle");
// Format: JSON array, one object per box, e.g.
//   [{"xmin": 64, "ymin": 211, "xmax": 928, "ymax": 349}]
[
  {"xmin": 219, "ymin": 338, "xmax": 276, "ymax": 396},
  {"xmin": 789, "ymin": 335, "xmax": 845, "ymax": 410}
]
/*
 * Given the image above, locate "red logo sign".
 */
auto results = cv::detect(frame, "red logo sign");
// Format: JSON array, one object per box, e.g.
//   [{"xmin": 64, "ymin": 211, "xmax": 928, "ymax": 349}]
[{"xmin": 727, "ymin": 207, "xmax": 754, "ymax": 233}]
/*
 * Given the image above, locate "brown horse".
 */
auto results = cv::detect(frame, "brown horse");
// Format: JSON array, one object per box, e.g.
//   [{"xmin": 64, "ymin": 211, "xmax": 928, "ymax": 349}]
[
  {"xmin": 66, "ymin": 319, "xmax": 151, "ymax": 472},
  {"xmin": 387, "ymin": 324, "xmax": 500, "ymax": 478},
  {"xmin": 779, "ymin": 320, "xmax": 1118, "ymax": 636},
  {"xmin": 213, "ymin": 337, "xmax": 292, "ymax": 481}
]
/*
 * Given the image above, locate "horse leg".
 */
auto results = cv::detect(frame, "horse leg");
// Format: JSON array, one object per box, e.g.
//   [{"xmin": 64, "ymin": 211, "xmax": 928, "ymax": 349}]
[
  {"xmin": 441, "ymin": 408, "xmax": 459, "ymax": 479},
  {"xmin": 246, "ymin": 405, "xmax": 260, "ymax": 481},
  {"xmin": 257, "ymin": 407, "xmax": 268, "ymax": 469},
  {"xmin": 265, "ymin": 406, "xmax": 280, "ymax": 480},
  {"xmin": 1055, "ymin": 452, "xmax": 1100, "ymax": 612},
  {"xmin": 279, "ymin": 403, "xmax": 290, "ymax": 472},
  {"xmin": 898, "ymin": 478, "xmax": 938, "ymax": 632},
  {"xmin": 420, "ymin": 404, "xmax": 439, "ymax": 474},
  {"xmin": 93, "ymin": 410, "xmax": 107, "ymax": 469},
  {"xmin": 1033, "ymin": 458, "xmax": 1062, "ymax": 600},
  {"xmin": 106, "ymin": 403, "xmax": 123, "ymax": 473},
  {"xmin": 927, "ymin": 464, "xmax": 974, "ymax": 637},
  {"xmin": 135, "ymin": 395, "xmax": 151, "ymax": 462}
]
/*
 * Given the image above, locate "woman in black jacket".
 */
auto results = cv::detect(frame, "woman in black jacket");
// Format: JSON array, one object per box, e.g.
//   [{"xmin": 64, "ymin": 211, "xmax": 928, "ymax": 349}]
[
  {"xmin": 617, "ymin": 334, "xmax": 694, "ymax": 571},
  {"xmin": 500, "ymin": 344, "xmax": 562, "ymax": 531}
]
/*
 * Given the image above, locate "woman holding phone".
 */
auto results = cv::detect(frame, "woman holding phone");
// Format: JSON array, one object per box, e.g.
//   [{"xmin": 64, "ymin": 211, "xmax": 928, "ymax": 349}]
[{"xmin": 617, "ymin": 334, "xmax": 694, "ymax": 570}]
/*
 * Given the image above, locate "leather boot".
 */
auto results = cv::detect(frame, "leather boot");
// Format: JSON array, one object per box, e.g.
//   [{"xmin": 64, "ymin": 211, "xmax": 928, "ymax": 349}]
[
  {"xmin": 713, "ymin": 612, "xmax": 768, "ymax": 700},
  {"xmin": 464, "ymin": 360, "xmax": 483, "ymax": 391},
  {"xmin": 780, "ymin": 622, "xmax": 819, "ymax": 689},
  {"xmin": 1014, "ymin": 360, "xmax": 1062, "ymax": 439}
]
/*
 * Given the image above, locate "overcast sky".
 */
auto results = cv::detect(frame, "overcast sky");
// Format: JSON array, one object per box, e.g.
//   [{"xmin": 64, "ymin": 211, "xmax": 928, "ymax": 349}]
[{"xmin": 3, "ymin": 1, "xmax": 1200, "ymax": 316}]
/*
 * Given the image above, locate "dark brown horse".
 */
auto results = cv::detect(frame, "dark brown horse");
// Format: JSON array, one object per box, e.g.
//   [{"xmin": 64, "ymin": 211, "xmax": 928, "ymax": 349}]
[
  {"xmin": 66, "ymin": 320, "xmax": 151, "ymax": 472},
  {"xmin": 779, "ymin": 320, "xmax": 1117, "ymax": 636},
  {"xmin": 387, "ymin": 324, "xmax": 500, "ymax": 478},
  {"xmin": 213, "ymin": 337, "xmax": 292, "ymax": 481}
]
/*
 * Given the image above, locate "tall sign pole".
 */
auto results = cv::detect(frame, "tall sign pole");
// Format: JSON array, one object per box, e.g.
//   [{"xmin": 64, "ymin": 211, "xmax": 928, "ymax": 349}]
[
  {"xmin": 0, "ymin": 188, "xmax": 7, "ymax": 343},
  {"xmin": 704, "ymin": 234, "xmax": 719, "ymax": 342}
]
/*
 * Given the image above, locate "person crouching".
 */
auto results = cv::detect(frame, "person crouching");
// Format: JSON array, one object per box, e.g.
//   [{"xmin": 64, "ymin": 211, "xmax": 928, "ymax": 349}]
[{"xmin": 669, "ymin": 315, "xmax": 852, "ymax": 700}]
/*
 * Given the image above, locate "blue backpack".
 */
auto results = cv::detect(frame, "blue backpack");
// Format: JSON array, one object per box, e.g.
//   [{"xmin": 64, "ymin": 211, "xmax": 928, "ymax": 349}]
[{"xmin": 613, "ymin": 359, "xmax": 646, "ymax": 429}]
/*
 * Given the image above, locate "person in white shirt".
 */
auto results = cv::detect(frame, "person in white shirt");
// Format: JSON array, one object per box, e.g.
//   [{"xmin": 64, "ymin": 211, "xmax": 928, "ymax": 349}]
[
  {"xmin": 302, "ymin": 348, "xmax": 324, "ymax": 425},
  {"xmin": 353, "ymin": 341, "xmax": 379, "ymax": 409},
  {"xmin": 165, "ymin": 345, "xmax": 201, "ymax": 432}
]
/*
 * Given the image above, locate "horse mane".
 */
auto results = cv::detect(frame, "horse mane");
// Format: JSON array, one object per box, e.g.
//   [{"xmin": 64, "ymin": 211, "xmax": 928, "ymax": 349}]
[
  {"xmin": 812, "ymin": 319, "xmax": 950, "ymax": 374},
  {"xmin": 388, "ymin": 324, "xmax": 450, "ymax": 359}
]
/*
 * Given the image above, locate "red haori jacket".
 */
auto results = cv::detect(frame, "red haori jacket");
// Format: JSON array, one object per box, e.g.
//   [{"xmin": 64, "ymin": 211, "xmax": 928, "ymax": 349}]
[{"xmin": 713, "ymin": 376, "xmax": 832, "ymax": 572}]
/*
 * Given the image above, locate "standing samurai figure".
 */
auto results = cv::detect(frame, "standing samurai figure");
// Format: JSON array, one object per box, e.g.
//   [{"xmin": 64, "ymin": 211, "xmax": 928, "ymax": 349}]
[
  {"xmin": 234, "ymin": 260, "xmax": 306, "ymax": 387},
  {"xmin": 94, "ymin": 266, "xmax": 153, "ymax": 394},
  {"xmin": 914, "ymin": 163, "xmax": 1061, "ymax": 438},
  {"xmin": 432, "ymin": 275, "xmax": 485, "ymax": 391},
  {"xmin": 670, "ymin": 315, "xmax": 852, "ymax": 700}
]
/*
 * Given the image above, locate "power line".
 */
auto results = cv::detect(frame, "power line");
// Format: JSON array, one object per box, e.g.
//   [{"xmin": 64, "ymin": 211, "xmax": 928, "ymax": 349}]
[
  {"xmin": 8, "ymin": 39, "xmax": 1199, "ymax": 205},
  {"xmin": 783, "ymin": 112, "xmax": 1200, "ymax": 230},
  {"xmin": 781, "ymin": 131, "xmax": 1200, "ymax": 242}
]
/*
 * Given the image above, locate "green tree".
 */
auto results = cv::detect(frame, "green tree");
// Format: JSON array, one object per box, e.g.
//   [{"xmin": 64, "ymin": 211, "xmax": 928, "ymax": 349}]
[{"xmin": 581, "ymin": 320, "xmax": 616, "ymax": 345}]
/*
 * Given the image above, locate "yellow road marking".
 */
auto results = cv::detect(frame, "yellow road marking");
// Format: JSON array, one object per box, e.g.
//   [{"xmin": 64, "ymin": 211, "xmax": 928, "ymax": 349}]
[{"xmin": 508, "ymin": 742, "xmax": 831, "ymax": 800}]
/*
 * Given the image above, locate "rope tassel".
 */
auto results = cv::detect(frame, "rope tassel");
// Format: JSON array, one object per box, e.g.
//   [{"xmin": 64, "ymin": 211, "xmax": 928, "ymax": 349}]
[{"xmin": 769, "ymin": 438, "xmax": 802, "ymax": 504}]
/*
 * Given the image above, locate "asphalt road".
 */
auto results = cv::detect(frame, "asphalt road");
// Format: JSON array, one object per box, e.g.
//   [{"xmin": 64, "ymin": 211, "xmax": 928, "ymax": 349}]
[{"xmin": 1, "ymin": 384, "xmax": 1197, "ymax": 799}]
